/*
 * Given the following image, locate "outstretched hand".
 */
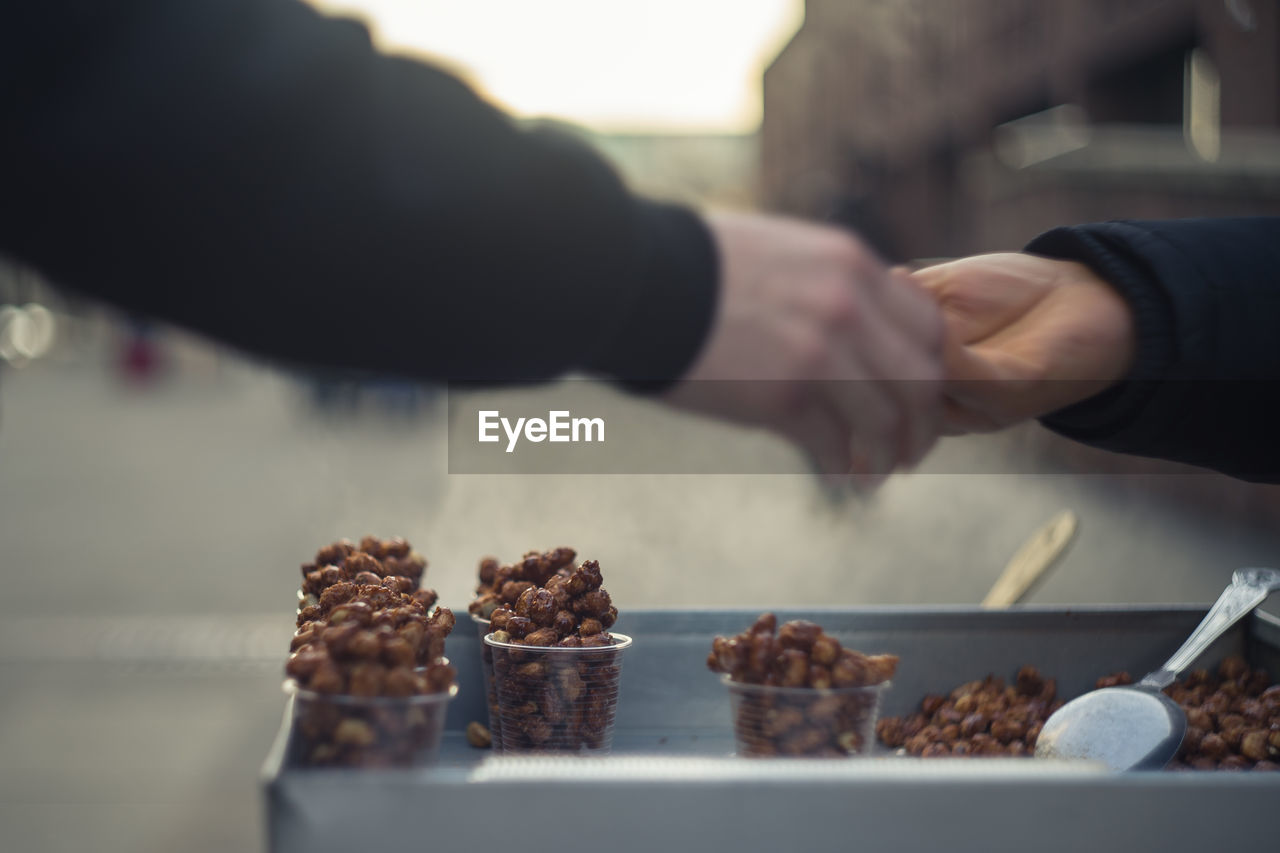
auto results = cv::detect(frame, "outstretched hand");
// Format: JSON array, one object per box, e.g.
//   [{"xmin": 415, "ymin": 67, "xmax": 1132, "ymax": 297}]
[{"xmin": 911, "ymin": 253, "xmax": 1137, "ymax": 434}]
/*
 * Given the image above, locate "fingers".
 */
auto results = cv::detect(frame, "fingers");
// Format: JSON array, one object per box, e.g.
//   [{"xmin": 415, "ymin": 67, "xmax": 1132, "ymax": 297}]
[
  {"xmin": 912, "ymin": 254, "xmax": 1055, "ymax": 346},
  {"xmin": 780, "ymin": 395, "xmax": 854, "ymax": 477}
]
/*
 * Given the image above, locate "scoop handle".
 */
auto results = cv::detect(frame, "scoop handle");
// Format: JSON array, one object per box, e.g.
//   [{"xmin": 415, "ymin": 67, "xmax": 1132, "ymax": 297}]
[{"xmin": 1140, "ymin": 568, "xmax": 1280, "ymax": 690}]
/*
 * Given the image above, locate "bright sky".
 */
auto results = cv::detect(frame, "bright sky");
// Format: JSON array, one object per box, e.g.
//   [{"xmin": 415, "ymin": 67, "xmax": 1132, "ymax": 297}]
[{"xmin": 311, "ymin": 0, "xmax": 804, "ymax": 132}]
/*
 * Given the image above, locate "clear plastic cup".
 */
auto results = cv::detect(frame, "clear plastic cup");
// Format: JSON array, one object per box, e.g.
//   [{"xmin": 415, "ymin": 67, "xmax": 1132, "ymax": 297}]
[
  {"xmin": 284, "ymin": 678, "xmax": 458, "ymax": 768},
  {"xmin": 723, "ymin": 675, "xmax": 888, "ymax": 757},
  {"xmin": 484, "ymin": 632, "xmax": 633, "ymax": 754},
  {"xmin": 471, "ymin": 614, "xmax": 501, "ymax": 744}
]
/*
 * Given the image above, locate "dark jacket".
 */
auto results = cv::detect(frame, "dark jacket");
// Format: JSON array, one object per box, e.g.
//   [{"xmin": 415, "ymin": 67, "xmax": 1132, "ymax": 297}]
[
  {"xmin": 1029, "ymin": 217, "xmax": 1280, "ymax": 482},
  {"xmin": 0, "ymin": 0, "xmax": 717, "ymax": 385}
]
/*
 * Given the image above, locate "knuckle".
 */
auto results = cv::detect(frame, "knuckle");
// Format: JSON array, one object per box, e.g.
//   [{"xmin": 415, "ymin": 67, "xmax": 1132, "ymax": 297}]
[
  {"xmin": 819, "ymin": 286, "xmax": 862, "ymax": 332},
  {"xmin": 788, "ymin": 334, "xmax": 832, "ymax": 379}
]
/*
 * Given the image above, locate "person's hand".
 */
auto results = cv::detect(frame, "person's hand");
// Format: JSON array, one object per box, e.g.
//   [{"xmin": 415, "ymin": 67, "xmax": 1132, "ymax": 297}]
[
  {"xmin": 911, "ymin": 253, "xmax": 1137, "ymax": 434},
  {"xmin": 665, "ymin": 212, "xmax": 944, "ymax": 480}
]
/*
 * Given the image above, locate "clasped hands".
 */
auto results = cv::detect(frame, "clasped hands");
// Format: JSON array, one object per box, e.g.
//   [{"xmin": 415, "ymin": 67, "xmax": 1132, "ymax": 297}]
[{"xmin": 669, "ymin": 213, "xmax": 1137, "ymax": 481}]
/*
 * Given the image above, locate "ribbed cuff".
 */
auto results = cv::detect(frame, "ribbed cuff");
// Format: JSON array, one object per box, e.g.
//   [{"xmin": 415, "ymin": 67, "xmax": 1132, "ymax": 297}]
[{"xmin": 1027, "ymin": 225, "xmax": 1176, "ymax": 442}]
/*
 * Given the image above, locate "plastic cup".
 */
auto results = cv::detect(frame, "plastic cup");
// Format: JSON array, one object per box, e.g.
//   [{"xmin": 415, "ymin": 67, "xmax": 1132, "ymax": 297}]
[
  {"xmin": 484, "ymin": 632, "xmax": 633, "ymax": 754},
  {"xmin": 471, "ymin": 614, "xmax": 501, "ymax": 744},
  {"xmin": 284, "ymin": 678, "xmax": 458, "ymax": 768},
  {"xmin": 723, "ymin": 675, "xmax": 888, "ymax": 757}
]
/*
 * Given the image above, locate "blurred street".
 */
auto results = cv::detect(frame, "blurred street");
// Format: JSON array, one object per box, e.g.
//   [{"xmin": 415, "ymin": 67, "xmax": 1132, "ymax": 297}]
[{"xmin": 3, "ymin": 345, "xmax": 1280, "ymax": 852}]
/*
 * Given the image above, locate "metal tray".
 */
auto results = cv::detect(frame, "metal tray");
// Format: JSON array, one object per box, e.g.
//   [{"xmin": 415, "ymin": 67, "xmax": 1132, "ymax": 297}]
[{"xmin": 263, "ymin": 606, "xmax": 1280, "ymax": 852}]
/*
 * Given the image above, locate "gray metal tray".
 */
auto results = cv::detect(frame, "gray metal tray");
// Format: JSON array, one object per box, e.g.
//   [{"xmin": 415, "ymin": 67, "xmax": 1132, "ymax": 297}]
[{"xmin": 263, "ymin": 606, "xmax": 1280, "ymax": 852}]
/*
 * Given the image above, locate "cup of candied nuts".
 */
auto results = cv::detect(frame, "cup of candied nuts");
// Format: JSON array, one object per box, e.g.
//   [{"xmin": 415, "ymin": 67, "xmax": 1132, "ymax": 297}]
[
  {"xmin": 467, "ymin": 548, "xmax": 580, "ymax": 748},
  {"xmin": 709, "ymin": 614, "xmax": 898, "ymax": 758},
  {"xmin": 286, "ymin": 565, "xmax": 458, "ymax": 768},
  {"xmin": 482, "ymin": 558, "xmax": 629, "ymax": 753}
]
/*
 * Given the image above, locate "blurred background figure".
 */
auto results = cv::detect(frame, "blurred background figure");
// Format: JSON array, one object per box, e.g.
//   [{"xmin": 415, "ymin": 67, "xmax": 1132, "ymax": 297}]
[{"xmin": 3, "ymin": 3, "xmax": 1280, "ymax": 853}]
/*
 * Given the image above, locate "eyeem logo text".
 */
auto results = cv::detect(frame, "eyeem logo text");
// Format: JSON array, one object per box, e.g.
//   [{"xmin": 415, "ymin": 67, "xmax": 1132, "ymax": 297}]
[{"xmin": 477, "ymin": 410, "xmax": 605, "ymax": 453}]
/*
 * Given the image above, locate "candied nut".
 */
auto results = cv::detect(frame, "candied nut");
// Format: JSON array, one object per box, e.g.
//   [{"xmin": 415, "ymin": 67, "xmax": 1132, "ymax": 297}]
[
  {"xmin": 1015, "ymin": 666, "xmax": 1044, "ymax": 696},
  {"xmin": 777, "ymin": 620, "xmax": 822, "ymax": 652},
  {"xmin": 527, "ymin": 589, "xmax": 558, "ymax": 626},
  {"xmin": 382, "ymin": 575, "xmax": 415, "ymax": 595},
  {"xmin": 467, "ymin": 721, "xmax": 493, "ymax": 749},
  {"xmin": 423, "ymin": 662, "xmax": 456, "ymax": 693},
  {"xmin": 523, "ymin": 628, "xmax": 559, "ymax": 647},
  {"xmin": 1095, "ymin": 672, "xmax": 1133, "ymax": 689},
  {"xmin": 572, "ymin": 589, "xmax": 612, "ymax": 619},
  {"xmin": 877, "ymin": 717, "xmax": 906, "ymax": 748},
  {"xmin": 490, "ymin": 608, "xmax": 513, "ymax": 631},
  {"xmin": 316, "ymin": 540, "xmax": 355, "ymax": 566},
  {"xmin": 810, "ymin": 635, "xmax": 840, "ymax": 666},
  {"xmin": 554, "ymin": 610, "xmax": 578, "ymax": 635},
  {"xmin": 777, "ymin": 649, "xmax": 808, "ymax": 687},
  {"xmin": 309, "ymin": 662, "xmax": 344, "ymax": 694},
  {"xmin": 344, "ymin": 630, "xmax": 380, "ymax": 660},
  {"xmin": 960, "ymin": 713, "xmax": 986, "ymax": 738},
  {"xmin": 501, "ymin": 581, "xmax": 534, "ymax": 605},
  {"xmin": 1199, "ymin": 732, "xmax": 1228, "ymax": 758},
  {"xmin": 920, "ymin": 742, "xmax": 950, "ymax": 758},
  {"xmin": 579, "ymin": 618, "xmax": 604, "ymax": 636},
  {"xmin": 296, "ymin": 605, "xmax": 322, "ymax": 627},
  {"xmin": 348, "ymin": 663, "xmax": 386, "ymax": 697},
  {"xmin": 381, "ymin": 637, "xmax": 415, "ymax": 668},
  {"xmin": 1240, "ymin": 729, "xmax": 1273, "ymax": 761},
  {"xmin": 989, "ymin": 716, "xmax": 1027, "ymax": 744},
  {"xmin": 383, "ymin": 666, "xmax": 418, "ymax": 697},
  {"xmin": 286, "ymin": 647, "xmax": 328, "ymax": 679}
]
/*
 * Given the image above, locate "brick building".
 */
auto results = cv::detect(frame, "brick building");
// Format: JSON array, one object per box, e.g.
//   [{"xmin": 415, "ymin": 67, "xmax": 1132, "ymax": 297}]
[{"xmin": 761, "ymin": 0, "xmax": 1280, "ymax": 260}]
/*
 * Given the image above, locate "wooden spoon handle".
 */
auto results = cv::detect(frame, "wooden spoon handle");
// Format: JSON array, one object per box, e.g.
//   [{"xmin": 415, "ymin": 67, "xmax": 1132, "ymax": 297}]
[{"xmin": 981, "ymin": 510, "xmax": 1078, "ymax": 608}]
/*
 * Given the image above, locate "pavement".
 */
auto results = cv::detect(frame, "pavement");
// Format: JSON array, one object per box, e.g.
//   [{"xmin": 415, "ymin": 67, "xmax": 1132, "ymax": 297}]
[{"xmin": 3, "ymin": 340, "xmax": 1280, "ymax": 852}]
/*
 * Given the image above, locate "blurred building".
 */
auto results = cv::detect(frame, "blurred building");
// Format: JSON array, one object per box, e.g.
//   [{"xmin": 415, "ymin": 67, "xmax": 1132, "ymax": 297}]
[{"xmin": 762, "ymin": 0, "xmax": 1280, "ymax": 260}]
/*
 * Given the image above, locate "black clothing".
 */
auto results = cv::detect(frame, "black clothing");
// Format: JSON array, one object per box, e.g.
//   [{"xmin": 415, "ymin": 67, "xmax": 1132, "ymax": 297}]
[
  {"xmin": 0, "ymin": 0, "xmax": 718, "ymax": 385},
  {"xmin": 1029, "ymin": 217, "xmax": 1280, "ymax": 482}
]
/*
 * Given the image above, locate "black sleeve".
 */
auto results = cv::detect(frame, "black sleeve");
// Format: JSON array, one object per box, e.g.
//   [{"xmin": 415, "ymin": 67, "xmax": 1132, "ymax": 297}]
[
  {"xmin": 0, "ymin": 0, "xmax": 718, "ymax": 385},
  {"xmin": 1026, "ymin": 217, "xmax": 1280, "ymax": 481}
]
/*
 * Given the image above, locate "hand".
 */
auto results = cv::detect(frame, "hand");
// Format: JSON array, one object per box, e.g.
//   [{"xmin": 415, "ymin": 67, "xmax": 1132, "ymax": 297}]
[
  {"xmin": 665, "ymin": 212, "xmax": 944, "ymax": 480},
  {"xmin": 911, "ymin": 253, "xmax": 1137, "ymax": 434}
]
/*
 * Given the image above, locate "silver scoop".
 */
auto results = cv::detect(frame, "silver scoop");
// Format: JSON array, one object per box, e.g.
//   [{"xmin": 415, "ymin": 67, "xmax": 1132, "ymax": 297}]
[{"xmin": 1035, "ymin": 567, "xmax": 1280, "ymax": 771}]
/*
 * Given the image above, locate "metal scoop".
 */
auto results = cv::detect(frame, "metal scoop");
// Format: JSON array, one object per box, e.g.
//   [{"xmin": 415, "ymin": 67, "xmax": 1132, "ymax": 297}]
[{"xmin": 1035, "ymin": 567, "xmax": 1280, "ymax": 770}]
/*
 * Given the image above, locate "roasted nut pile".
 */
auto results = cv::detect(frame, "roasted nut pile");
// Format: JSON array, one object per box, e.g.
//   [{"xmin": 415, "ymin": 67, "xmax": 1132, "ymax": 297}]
[
  {"xmin": 877, "ymin": 658, "xmax": 1280, "ymax": 770},
  {"xmin": 708, "ymin": 613, "xmax": 899, "ymax": 757},
  {"xmin": 1164, "ymin": 656, "xmax": 1280, "ymax": 771},
  {"xmin": 488, "ymin": 558, "xmax": 618, "ymax": 648},
  {"xmin": 286, "ymin": 536, "xmax": 456, "ymax": 768},
  {"xmin": 876, "ymin": 666, "xmax": 1059, "ymax": 757},
  {"xmin": 299, "ymin": 536, "xmax": 437, "ymax": 616},
  {"xmin": 484, "ymin": 557, "xmax": 626, "ymax": 751},
  {"xmin": 468, "ymin": 546, "xmax": 577, "ymax": 620}
]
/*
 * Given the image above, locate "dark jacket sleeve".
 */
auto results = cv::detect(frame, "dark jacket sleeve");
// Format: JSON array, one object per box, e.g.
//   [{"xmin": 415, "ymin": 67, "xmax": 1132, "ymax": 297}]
[
  {"xmin": 1026, "ymin": 217, "xmax": 1280, "ymax": 481},
  {"xmin": 0, "ymin": 0, "xmax": 717, "ymax": 385}
]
